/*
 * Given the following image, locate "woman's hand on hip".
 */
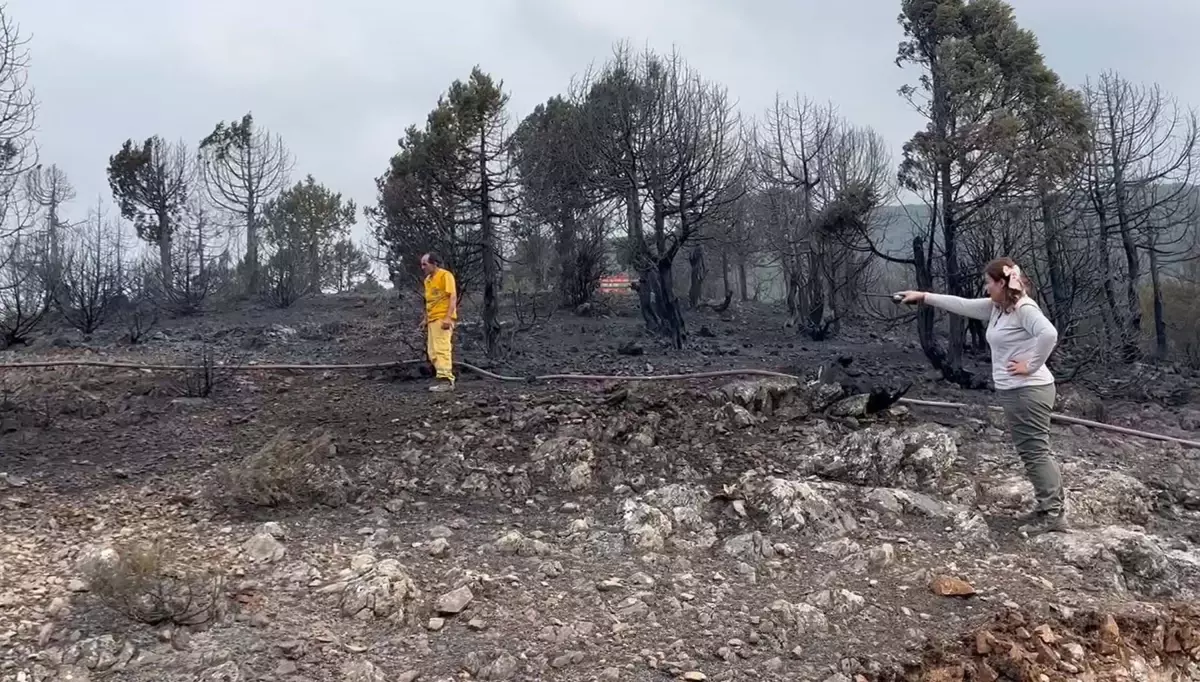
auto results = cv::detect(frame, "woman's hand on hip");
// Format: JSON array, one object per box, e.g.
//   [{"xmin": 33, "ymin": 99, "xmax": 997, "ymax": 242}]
[{"xmin": 1007, "ymin": 359, "xmax": 1030, "ymax": 375}]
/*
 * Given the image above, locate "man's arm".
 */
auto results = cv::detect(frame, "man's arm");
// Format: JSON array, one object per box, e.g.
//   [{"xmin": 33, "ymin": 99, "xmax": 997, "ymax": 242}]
[{"xmin": 444, "ymin": 272, "xmax": 458, "ymax": 320}]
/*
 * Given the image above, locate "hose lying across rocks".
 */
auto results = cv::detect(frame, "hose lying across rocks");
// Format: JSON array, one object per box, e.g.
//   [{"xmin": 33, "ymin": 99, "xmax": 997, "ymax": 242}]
[{"xmin": 2, "ymin": 357, "xmax": 1198, "ymax": 449}]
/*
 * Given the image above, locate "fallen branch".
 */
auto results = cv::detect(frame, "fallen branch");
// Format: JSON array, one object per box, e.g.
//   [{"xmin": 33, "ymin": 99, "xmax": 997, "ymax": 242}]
[
  {"xmin": 900, "ymin": 397, "xmax": 1200, "ymax": 449},
  {"xmin": 2, "ymin": 357, "xmax": 1197, "ymax": 449},
  {"xmin": 0, "ymin": 358, "xmax": 799, "ymax": 382}
]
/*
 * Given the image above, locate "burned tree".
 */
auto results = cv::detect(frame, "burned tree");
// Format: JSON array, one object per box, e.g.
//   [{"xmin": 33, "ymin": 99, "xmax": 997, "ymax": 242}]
[
  {"xmin": 753, "ymin": 96, "xmax": 890, "ymax": 338},
  {"xmin": 55, "ymin": 200, "xmax": 125, "ymax": 334},
  {"xmin": 753, "ymin": 95, "xmax": 838, "ymax": 333},
  {"xmin": 706, "ymin": 173, "xmax": 760, "ymax": 304},
  {"xmin": 0, "ymin": 8, "xmax": 37, "ymax": 246},
  {"xmin": 816, "ymin": 125, "xmax": 892, "ymax": 320},
  {"xmin": 164, "ymin": 196, "xmax": 231, "ymax": 315},
  {"xmin": 369, "ymin": 68, "xmax": 518, "ymax": 357},
  {"xmin": 0, "ymin": 6, "xmax": 36, "ymax": 201},
  {"xmin": 260, "ymin": 175, "xmax": 356, "ymax": 307},
  {"xmin": 24, "ymin": 163, "xmax": 74, "ymax": 296},
  {"xmin": 1082, "ymin": 72, "xmax": 1200, "ymax": 361},
  {"xmin": 367, "ymin": 121, "xmax": 476, "ymax": 293},
  {"xmin": 0, "ymin": 9, "xmax": 42, "ymax": 346},
  {"xmin": 0, "ymin": 208, "xmax": 45, "ymax": 346},
  {"xmin": 511, "ymin": 96, "xmax": 606, "ymax": 308},
  {"xmin": 439, "ymin": 68, "xmax": 520, "ymax": 357},
  {"xmin": 578, "ymin": 45, "xmax": 745, "ymax": 347},
  {"xmin": 107, "ymin": 136, "xmax": 192, "ymax": 295},
  {"xmin": 895, "ymin": 0, "xmax": 1087, "ymax": 386},
  {"xmin": 199, "ymin": 113, "xmax": 293, "ymax": 293},
  {"xmin": 324, "ymin": 239, "xmax": 372, "ymax": 293}
]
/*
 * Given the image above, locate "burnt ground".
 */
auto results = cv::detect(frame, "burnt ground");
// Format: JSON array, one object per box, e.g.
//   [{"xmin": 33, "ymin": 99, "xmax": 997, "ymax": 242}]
[{"xmin": 1, "ymin": 291, "xmax": 1200, "ymax": 682}]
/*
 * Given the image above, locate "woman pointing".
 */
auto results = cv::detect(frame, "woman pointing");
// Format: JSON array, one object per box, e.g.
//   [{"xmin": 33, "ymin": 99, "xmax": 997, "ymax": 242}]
[{"xmin": 896, "ymin": 257, "xmax": 1066, "ymax": 535}]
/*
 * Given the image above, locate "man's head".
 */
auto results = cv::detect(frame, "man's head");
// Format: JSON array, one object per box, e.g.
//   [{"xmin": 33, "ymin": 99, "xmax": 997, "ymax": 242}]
[{"xmin": 419, "ymin": 252, "xmax": 441, "ymax": 276}]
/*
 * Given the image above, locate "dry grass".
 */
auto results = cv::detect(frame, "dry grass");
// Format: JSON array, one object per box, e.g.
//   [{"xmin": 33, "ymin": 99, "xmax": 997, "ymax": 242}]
[
  {"xmin": 213, "ymin": 427, "xmax": 352, "ymax": 508},
  {"xmin": 83, "ymin": 541, "xmax": 226, "ymax": 627}
]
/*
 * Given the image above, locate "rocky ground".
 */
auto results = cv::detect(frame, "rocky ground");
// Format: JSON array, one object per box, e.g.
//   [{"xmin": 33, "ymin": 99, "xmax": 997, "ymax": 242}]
[{"xmin": 1, "ymin": 291, "xmax": 1199, "ymax": 682}]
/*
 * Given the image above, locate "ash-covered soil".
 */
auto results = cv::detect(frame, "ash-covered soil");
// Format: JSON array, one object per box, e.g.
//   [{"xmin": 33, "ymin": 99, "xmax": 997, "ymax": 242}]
[{"xmin": 1, "ymin": 292, "xmax": 1199, "ymax": 682}]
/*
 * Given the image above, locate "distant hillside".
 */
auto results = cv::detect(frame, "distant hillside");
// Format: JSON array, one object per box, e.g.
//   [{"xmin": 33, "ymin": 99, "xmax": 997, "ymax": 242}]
[
  {"xmin": 871, "ymin": 204, "xmax": 930, "ymax": 258},
  {"xmin": 597, "ymin": 187, "xmax": 1198, "ymax": 290},
  {"xmin": 870, "ymin": 190, "xmax": 1199, "ymax": 277}
]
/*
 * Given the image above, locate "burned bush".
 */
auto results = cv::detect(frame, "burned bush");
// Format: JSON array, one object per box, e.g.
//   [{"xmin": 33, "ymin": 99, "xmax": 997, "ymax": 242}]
[
  {"xmin": 214, "ymin": 427, "xmax": 352, "ymax": 508},
  {"xmin": 82, "ymin": 540, "xmax": 225, "ymax": 626}
]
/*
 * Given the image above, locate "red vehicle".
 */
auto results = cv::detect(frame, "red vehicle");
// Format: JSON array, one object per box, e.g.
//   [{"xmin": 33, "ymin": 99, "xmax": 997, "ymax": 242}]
[{"xmin": 598, "ymin": 273, "xmax": 633, "ymax": 294}]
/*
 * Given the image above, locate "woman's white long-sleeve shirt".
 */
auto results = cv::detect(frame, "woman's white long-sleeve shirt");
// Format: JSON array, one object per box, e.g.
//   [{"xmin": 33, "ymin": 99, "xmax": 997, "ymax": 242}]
[{"xmin": 923, "ymin": 293, "xmax": 1058, "ymax": 390}]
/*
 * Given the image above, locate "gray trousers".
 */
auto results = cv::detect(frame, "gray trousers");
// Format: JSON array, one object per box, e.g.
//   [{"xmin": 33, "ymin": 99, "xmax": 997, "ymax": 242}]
[{"xmin": 996, "ymin": 383, "xmax": 1064, "ymax": 515}]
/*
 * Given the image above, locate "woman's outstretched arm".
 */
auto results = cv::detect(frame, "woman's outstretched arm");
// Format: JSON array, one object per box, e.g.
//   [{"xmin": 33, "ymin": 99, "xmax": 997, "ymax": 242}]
[{"xmin": 899, "ymin": 291, "xmax": 994, "ymax": 321}]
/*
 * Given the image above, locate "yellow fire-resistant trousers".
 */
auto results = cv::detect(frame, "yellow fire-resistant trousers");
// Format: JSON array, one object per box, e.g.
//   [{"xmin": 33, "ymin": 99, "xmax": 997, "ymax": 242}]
[{"xmin": 426, "ymin": 321, "xmax": 455, "ymax": 383}]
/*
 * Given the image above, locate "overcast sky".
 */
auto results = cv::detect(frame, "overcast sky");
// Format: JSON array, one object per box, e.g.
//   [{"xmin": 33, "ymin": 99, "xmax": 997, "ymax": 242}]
[{"xmin": 8, "ymin": 0, "xmax": 1200, "ymax": 244}]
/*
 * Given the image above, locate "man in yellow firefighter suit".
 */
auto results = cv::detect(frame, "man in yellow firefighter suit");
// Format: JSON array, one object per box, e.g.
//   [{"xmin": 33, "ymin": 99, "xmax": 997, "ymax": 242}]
[{"xmin": 419, "ymin": 252, "xmax": 457, "ymax": 392}]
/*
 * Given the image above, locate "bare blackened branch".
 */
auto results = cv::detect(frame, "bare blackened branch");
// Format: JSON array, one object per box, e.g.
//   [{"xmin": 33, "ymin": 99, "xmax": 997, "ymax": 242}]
[
  {"xmin": 55, "ymin": 200, "xmax": 125, "ymax": 334},
  {"xmin": 199, "ymin": 113, "xmax": 294, "ymax": 293}
]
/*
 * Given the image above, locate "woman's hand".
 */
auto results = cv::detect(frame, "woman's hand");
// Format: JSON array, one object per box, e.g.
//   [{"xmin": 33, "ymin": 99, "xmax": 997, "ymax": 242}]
[
  {"xmin": 1007, "ymin": 359, "xmax": 1030, "ymax": 375},
  {"xmin": 894, "ymin": 290, "xmax": 926, "ymax": 305}
]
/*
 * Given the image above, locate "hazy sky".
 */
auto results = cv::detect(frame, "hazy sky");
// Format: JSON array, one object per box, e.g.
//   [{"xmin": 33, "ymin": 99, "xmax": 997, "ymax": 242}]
[{"xmin": 9, "ymin": 0, "xmax": 1200, "ymax": 243}]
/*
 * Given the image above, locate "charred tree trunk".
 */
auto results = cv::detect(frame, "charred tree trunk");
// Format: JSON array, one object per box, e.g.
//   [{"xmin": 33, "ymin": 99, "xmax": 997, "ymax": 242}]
[
  {"xmin": 938, "ymin": 168, "xmax": 966, "ymax": 373},
  {"xmin": 801, "ymin": 246, "xmax": 835, "ymax": 340},
  {"xmin": 967, "ymin": 320, "xmax": 985, "ymax": 351},
  {"xmin": 737, "ymin": 259, "xmax": 748, "ymax": 301},
  {"xmin": 635, "ymin": 270, "xmax": 661, "ymax": 331},
  {"xmin": 1117, "ymin": 220, "xmax": 1142, "ymax": 362},
  {"xmin": 912, "ymin": 236, "xmax": 984, "ymax": 388},
  {"xmin": 1148, "ymin": 240, "xmax": 1167, "ymax": 360},
  {"xmin": 156, "ymin": 209, "xmax": 173, "ymax": 294},
  {"xmin": 308, "ymin": 239, "xmax": 321, "ymax": 294},
  {"xmin": 1110, "ymin": 140, "xmax": 1143, "ymax": 363},
  {"xmin": 688, "ymin": 246, "xmax": 706, "ymax": 308},
  {"xmin": 652, "ymin": 256, "xmax": 686, "ymax": 348},
  {"xmin": 245, "ymin": 198, "xmax": 260, "ymax": 293},
  {"xmin": 913, "ymin": 235, "xmax": 942, "ymax": 367},
  {"xmin": 720, "ymin": 250, "xmax": 731, "ymax": 303},
  {"xmin": 637, "ymin": 260, "xmax": 685, "ymax": 347},
  {"xmin": 804, "ymin": 249, "xmax": 822, "ymax": 329},
  {"xmin": 784, "ymin": 264, "xmax": 800, "ymax": 321},
  {"xmin": 479, "ymin": 133, "xmax": 501, "ymax": 358},
  {"xmin": 928, "ymin": 61, "xmax": 977, "ymax": 388},
  {"xmin": 712, "ymin": 289, "xmax": 732, "ymax": 313},
  {"xmin": 557, "ymin": 210, "xmax": 579, "ymax": 308},
  {"xmin": 1041, "ymin": 191, "xmax": 1070, "ymax": 334},
  {"xmin": 1096, "ymin": 211, "xmax": 1122, "ymax": 349}
]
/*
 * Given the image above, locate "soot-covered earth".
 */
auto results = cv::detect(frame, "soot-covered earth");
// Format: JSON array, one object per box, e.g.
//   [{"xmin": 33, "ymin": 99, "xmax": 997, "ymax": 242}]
[{"xmin": 1, "ymin": 291, "xmax": 1199, "ymax": 682}]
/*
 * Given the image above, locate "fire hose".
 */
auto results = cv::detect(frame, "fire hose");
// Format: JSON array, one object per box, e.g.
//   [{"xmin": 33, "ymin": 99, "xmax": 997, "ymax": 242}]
[{"xmin": 1, "ymin": 357, "xmax": 1197, "ymax": 449}]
